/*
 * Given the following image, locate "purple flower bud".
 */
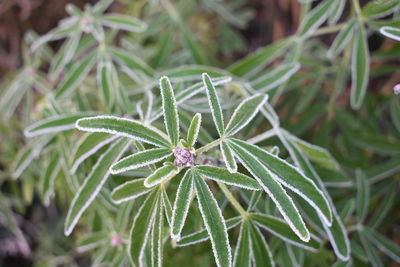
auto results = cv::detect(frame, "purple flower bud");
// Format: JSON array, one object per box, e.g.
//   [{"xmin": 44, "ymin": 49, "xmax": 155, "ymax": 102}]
[
  {"xmin": 173, "ymin": 148, "xmax": 194, "ymax": 167},
  {"xmin": 111, "ymin": 234, "xmax": 122, "ymax": 246},
  {"xmin": 394, "ymin": 84, "xmax": 400, "ymax": 95}
]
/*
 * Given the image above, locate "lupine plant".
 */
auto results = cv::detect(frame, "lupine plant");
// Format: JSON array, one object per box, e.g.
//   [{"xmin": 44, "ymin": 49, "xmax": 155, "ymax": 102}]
[{"xmin": 1, "ymin": 0, "xmax": 399, "ymax": 266}]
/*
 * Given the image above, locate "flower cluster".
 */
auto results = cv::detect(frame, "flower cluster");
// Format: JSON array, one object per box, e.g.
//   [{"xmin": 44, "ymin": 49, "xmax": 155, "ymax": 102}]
[{"xmin": 173, "ymin": 148, "xmax": 195, "ymax": 167}]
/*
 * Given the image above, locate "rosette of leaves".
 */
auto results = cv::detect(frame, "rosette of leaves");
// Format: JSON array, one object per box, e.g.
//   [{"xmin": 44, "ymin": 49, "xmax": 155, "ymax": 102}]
[{"xmin": 59, "ymin": 73, "xmax": 338, "ymax": 267}]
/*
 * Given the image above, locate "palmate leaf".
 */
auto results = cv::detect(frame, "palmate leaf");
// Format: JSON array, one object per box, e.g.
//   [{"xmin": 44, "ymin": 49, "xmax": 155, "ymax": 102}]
[
  {"xmin": 193, "ymin": 170, "xmax": 232, "ymax": 267},
  {"xmin": 76, "ymin": 115, "xmax": 170, "ymax": 147},
  {"xmin": 251, "ymin": 213, "xmax": 321, "ymax": 251},
  {"xmin": 110, "ymin": 148, "xmax": 172, "ymax": 174},
  {"xmin": 111, "ymin": 179, "xmax": 153, "ymax": 204},
  {"xmin": 220, "ymin": 142, "xmax": 237, "ymax": 173},
  {"xmin": 225, "ymin": 94, "xmax": 268, "ymax": 136},
  {"xmin": 202, "ymin": 73, "xmax": 225, "ymax": 136},
  {"xmin": 97, "ymin": 57, "xmax": 117, "ymax": 110},
  {"xmin": 186, "ymin": 113, "xmax": 201, "ymax": 148},
  {"xmin": 160, "ymin": 76, "xmax": 179, "ymax": 147},
  {"xmin": 233, "ymin": 221, "xmax": 251, "ymax": 267},
  {"xmin": 64, "ymin": 137, "xmax": 130, "ymax": 236},
  {"xmin": 328, "ymin": 20, "xmax": 356, "ymax": 58},
  {"xmin": 129, "ymin": 189, "xmax": 160, "ymax": 267},
  {"xmin": 228, "ymin": 141, "xmax": 310, "ymax": 242},
  {"xmin": 109, "ymin": 47, "xmax": 155, "ymax": 78},
  {"xmin": 171, "ymin": 170, "xmax": 193, "ymax": 240},
  {"xmin": 25, "ymin": 113, "xmax": 95, "ymax": 137},
  {"xmin": 144, "ymin": 164, "xmax": 180, "ymax": 188},
  {"xmin": 351, "ymin": 21, "xmax": 370, "ymax": 109},
  {"xmin": 196, "ymin": 165, "xmax": 261, "ymax": 191}
]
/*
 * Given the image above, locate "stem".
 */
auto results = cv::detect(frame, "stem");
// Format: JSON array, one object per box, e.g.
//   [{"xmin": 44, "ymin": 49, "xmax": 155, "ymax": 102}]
[
  {"xmin": 195, "ymin": 138, "xmax": 222, "ymax": 154},
  {"xmin": 246, "ymin": 128, "xmax": 277, "ymax": 144},
  {"xmin": 311, "ymin": 22, "xmax": 347, "ymax": 37},
  {"xmin": 351, "ymin": 0, "xmax": 362, "ymax": 17},
  {"xmin": 217, "ymin": 182, "xmax": 248, "ymax": 217}
]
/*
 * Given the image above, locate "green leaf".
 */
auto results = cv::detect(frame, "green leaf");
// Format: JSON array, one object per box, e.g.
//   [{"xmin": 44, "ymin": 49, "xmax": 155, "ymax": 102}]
[
  {"xmin": 171, "ymin": 170, "xmax": 194, "ymax": 240},
  {"xmin": 70, "ymin": 133, "xmax": 118, "ymax": 174},
  {"xmin": 160, "ymin": 76, "xmax": 179, "ymax": 146},
  {"xmin": 193, "ymin": 170, "xmax": 232, "ymax": 267},
  {"xmin": 292, "ymin": 135, "xmax": 340, "ymax": 171},
  {"xmin": 76, "ymin": 115, "xmax": 170, "ymax": 147},
  {"xmin": 249, "ymin": 223, "xmax": 274, "ymax": 267},
  {"xmin": 129, "ymin": 189, "xmax": 160, "ymax": 266},
  {"xmin": 50, "ymin": 31, "xmax": 81, "ymax": 78},
  {"xmin": 99, "ymin": 14, "xmax": 147, "ymax": 32},
  {"xmin": 228, "ymin": 140, "xmax": 310, "ymax": 242},
  {"xmin": 359, "ymin": 230, "xmax": 383, "ymax": 267},
  {"xmin": 180, "ymin": 111, "xmax": 213, "ymax": 145},
  {"xmin": 41, "ymin": 155, "xmax": 61, "ymax": 206},
  {"xmin": 220, "ymin": 142, "xmax": 237, "ymax": 173},
  {"xmin": 202, "ymin": 73, "xmax": 225, "ymax": 136},
  {"xmin": 228, "ymin": 39, "xmax": 292, "ymax": 77},
  {"xmin": 180, "ymin": 25, "xmax": 207, "ymax": 65},
  {"xmin": 351, "ymin": 22, "xmax": 370, "ymax": 109},
  {"xmin": 196, "ymin": 165, "xmax": 261, "ymax": 191},
  {"xmin": 55, "ymin": 51, "xmax": 96, "ymax": 99},
  {"xmin": 251, "ymin": 63, "xmax": 300, "ymax": 92},
  {"xmin": 161, "ymin": 189, "xmax": 173, "ymax": 226},
  {"xmin": 298, "ymin": 0, "xmax": 334, "ymax": 37},
  {"xmin": 25, "ymin": 113, "xmax": 95, "ymax": 137},
  {"xmin": 277, "ymin": 132, "xmax": 350, "ymax": 260},
  {"xmin": 233, "ymin": 222, "xmax": 251, "ymax": 267},
  {"xmin": 111, "ymin": 178, "xmax": 153, "ymax": 204},
  {"xmin": 368, "ymin": 186, "xmax": 396, "ymax": 228},
  {"xmin": 186, "ymin": 113, "xmax": 202, "ymax": 148},
  {"xmin": 355, "ymin": 169, "xmax": 370, "ymax": 223},
  {"xmin": 144, "ymin": 164, "xmax": 179, "ymax": 188},
  {"xmin": 162, "ymin": 65, "xmax": 229, "ymax": 82},
  {"xmin": 328, "ymin": 20, "xmax": 356, "ymax": 57},
  {"xmin": 225, "ymin": 94, "xmax": 268, "ymax": 136},
  {"xmin": 109, "ymin": 47, "xmax": 154, "ymax": 77},
  {"xmin": 230, "ymin": 138, "xmax": 332, "ymax": 226},
  {"xmin": 251, "ymin": 213, "xmax": 321, "ymax": 251},
  {"xmin": 11, "ymin": 144, "xmax": 36, "ymax": 179},
  {"xmin": 151, "ymin": 199, "xmax": 164, "ymax": 267},
  {"xmin": 64, "ymin": 138, "xmax": 130, "ymax": 236},
  {"xmin": 176, "ymin": 216, "xmax": 241, "ymax": 247},
  {"xmin": 362, "ymin": 0, "xmax": 399, "ymax": 19},
  {"xmin": 30, "ymin": 17, "xmax": 79, "ymax": 51},
  {"xmin": 110, "ymin": 148, "xmax": 172, "ymax": 174},
  {"xmin": 328, "ymin": 0, "xmax": 345, "ymax": 25},
  {"xmin": 76, "ymin": 231, "xmax": 107, "ymax": 252},
  {"xmin": 97, "ymin": 57, "xmax": 118, "ymax": 110},
  {"xmin": 365, "ymin": 227, "xmax": 400, "ymax": 263},
  {"xmin": 380, "ymin": 26, "xmax": 400, "ymax": 42}
]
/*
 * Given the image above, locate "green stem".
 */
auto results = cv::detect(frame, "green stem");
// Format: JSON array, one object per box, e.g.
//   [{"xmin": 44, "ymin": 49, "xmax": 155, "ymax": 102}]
[
  {"xmin": 195, "ymin": 138, "xmax": 222, "ymax": 154},
  {"xmin": 217, "ymin": 182, "xmax": 248, "ymax": 217},
  {"xmin": 311, "ymin": 22, "xmax": 347, "ymax": 37}
]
